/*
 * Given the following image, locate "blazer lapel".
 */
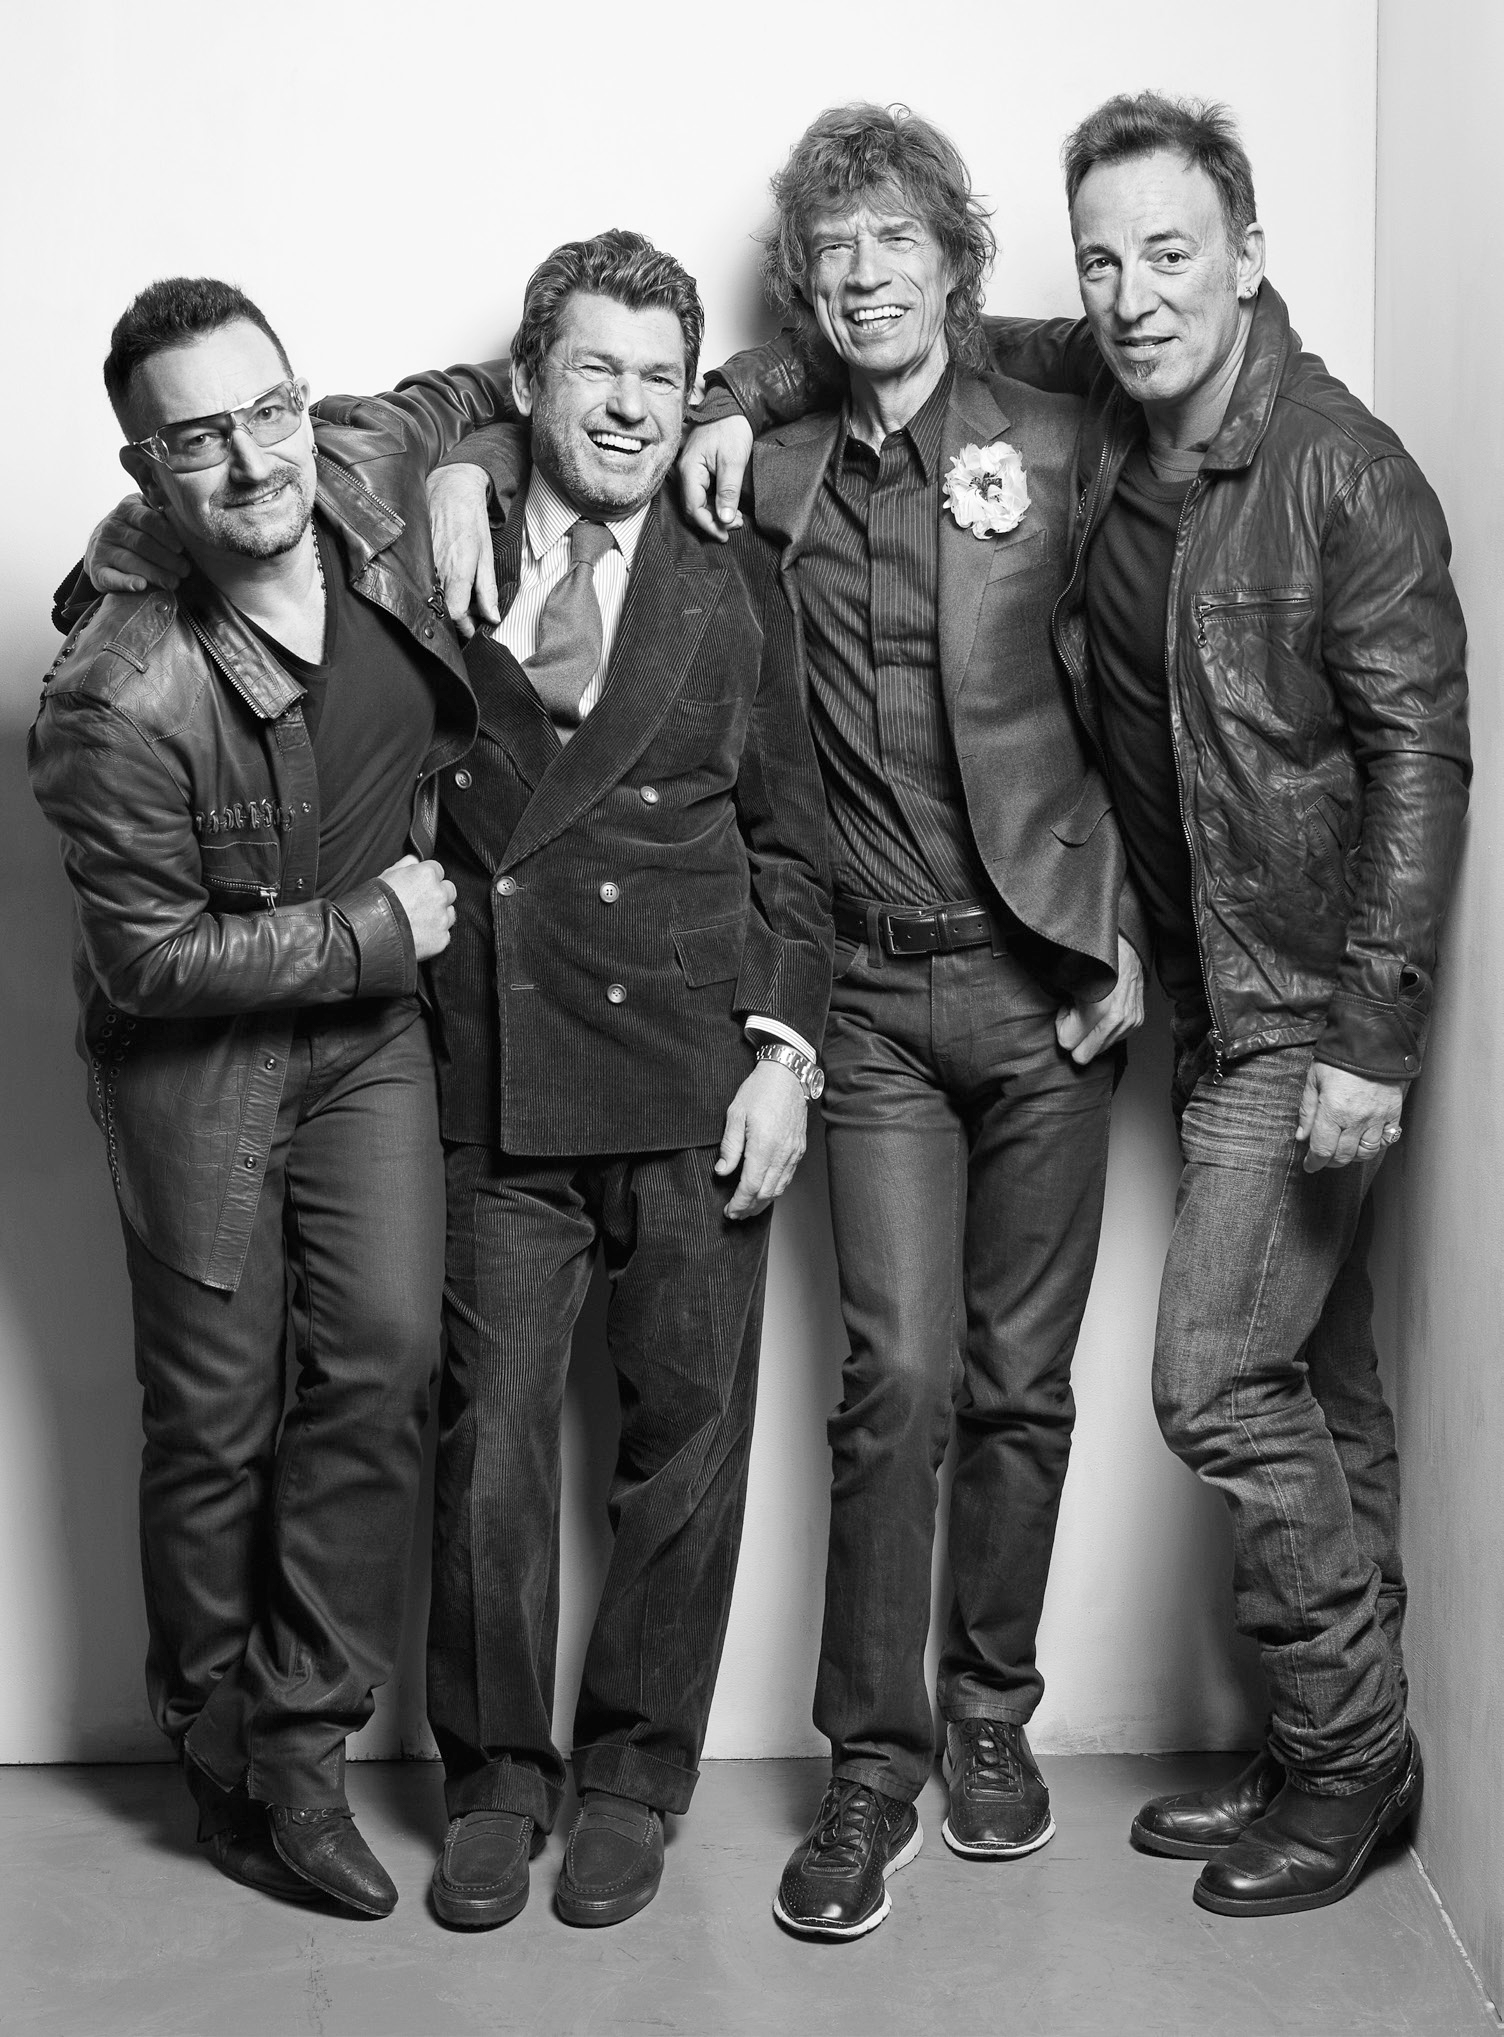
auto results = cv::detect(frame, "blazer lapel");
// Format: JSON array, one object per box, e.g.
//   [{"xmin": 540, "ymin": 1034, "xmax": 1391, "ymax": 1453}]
[
  {"xmin": 750, "ymin": 412, "xmax": 842, "ymax": 555},
  {"xmin": 498, "ymin": 493, "xmax": 725, "ymax": 872},
  {"xmin": 937, "ymin": 375, "xmax": 1015, "ymax": 710},
  {"xmin": 463, "ymin": 493, "xmax": 562, "ymax": 791}
]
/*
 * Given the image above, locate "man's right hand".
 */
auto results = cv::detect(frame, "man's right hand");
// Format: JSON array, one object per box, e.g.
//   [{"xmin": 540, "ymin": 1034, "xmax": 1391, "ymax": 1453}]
[
  {"xmin": 677, "ymin": 414, "xmax": 753, "ymax": 540},
  {"xmin": 426, "ymin": 465, "xmax": 499, "ymax": 640},
  {"xmin": 379, "ymin": 855, "xmax": 457, "ymax": 960},
  {"xmin": 86, "ymin": 494, "xmax": 188, "ymax": 594}
]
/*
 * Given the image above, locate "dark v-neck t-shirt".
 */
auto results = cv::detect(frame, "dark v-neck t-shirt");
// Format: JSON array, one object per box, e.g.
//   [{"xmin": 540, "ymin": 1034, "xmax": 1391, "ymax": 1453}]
[
  {"xmin": 1084, "ymin": 441, "xmax": 1209, "ymax": 1022},
  {"xmin": 248, "ymin": 519, "xmax": 436, "ymax": 900}
]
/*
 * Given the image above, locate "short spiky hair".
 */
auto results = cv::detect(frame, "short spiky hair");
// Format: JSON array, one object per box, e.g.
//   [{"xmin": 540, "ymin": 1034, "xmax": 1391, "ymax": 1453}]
[
  {"xmin": 759, "ymin": 103, "xmax": 996, "ymax": 373},
  {"xmin": 511, "ymin": 229, "xmax": 705, "ymax": 388},
  {"xmin": 104, "ymin": 277, "xmax": 292, "ymax": 435},
  {"xmin": 1062, "ymin": 92, "xmax": 1258, "ymax": 243}
]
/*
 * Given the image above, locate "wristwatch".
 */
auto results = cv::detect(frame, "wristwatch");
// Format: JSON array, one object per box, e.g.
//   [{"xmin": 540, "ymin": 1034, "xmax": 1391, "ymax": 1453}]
[{"xmin": 756, "ymin": 1040, "xmax": 825, "ymax": 1100}]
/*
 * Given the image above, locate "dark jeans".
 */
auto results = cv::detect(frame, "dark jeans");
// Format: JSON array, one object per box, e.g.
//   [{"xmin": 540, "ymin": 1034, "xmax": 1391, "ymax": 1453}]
[
  {"xmin": 1155, "ymin": 1035, "xmax": 1407, "ymax": 1792},
  {"xmin": 429, "ymin": 1142, "xmax": 771, "ymax": 1830},
  {"xmin": 121, "ymin": 1006, "xmax": 444, "ymax": 1819},
  {"xmin": 815, "ymin": 937, "xmax": 1115, "ymax": 1803}
]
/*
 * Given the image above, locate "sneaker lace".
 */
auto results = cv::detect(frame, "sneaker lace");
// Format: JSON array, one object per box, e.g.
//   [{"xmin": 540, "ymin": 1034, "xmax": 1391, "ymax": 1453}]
[
  {"xmin": 811, "ymin": 1779, "xmax": 883, "ymax": 1870},
  {"xmin": 963, "ymin": 1719, "xmax": 1020, "ymax": 1789}
]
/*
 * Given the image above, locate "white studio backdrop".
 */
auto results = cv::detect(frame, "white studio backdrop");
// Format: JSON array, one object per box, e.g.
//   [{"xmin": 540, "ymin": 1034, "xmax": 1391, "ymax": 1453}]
[{"xmin": 0, "ymin": 0, "xmax": 1377, "ymax": 1763}]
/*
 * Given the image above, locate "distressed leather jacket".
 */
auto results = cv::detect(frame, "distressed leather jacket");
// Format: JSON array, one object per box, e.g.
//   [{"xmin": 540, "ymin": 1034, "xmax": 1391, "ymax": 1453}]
[
  {"xmin": 29, "ymin": 364, "xmax": 509, "ymax": 1288},
  {"xmin": 706, "ymin": 285, "xmax": 1471, "ymax": 1081}
]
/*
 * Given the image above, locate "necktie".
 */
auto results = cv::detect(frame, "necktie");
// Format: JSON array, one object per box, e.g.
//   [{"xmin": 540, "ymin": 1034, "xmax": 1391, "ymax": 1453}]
[{"xmin": 523, "ymin": 518, "xmax": 617, "ymax": 727}]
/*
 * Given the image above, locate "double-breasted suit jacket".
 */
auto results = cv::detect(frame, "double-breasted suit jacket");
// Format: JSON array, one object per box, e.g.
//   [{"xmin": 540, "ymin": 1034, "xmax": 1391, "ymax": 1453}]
[
  {"xmin": 430, "ymin": 467, "xmax": 833, "ymax": 1156},
  {"xmin": 746, "ymin": 367, "xmax": 1146, "ymax": 999}
]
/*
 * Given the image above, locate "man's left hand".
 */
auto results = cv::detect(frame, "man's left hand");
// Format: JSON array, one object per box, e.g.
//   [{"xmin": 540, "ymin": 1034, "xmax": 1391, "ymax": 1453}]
[
  {"xmin": 1055, "ymin": 936, "xmax": 1146, "ymax": 1065},
  {"xmin": 715, "ymin": 1059, "xmax": 808, "ymax": 1219},
  {"xmin": 1297, "ymin": 1063, "xmax": 1406, "ymax": 1172}
]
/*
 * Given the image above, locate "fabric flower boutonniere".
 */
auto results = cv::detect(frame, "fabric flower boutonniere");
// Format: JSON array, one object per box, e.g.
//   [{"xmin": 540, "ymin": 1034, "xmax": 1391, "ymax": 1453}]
[{"xmin": 944, "ymin": 441, "xmax": 1030, "ymax": 538}]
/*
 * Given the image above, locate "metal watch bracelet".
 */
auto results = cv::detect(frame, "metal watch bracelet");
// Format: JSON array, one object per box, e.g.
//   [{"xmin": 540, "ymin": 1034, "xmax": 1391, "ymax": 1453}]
[{"xmin": 755, "ymin": 1040, "xmax": 825, "ymax": 1100}]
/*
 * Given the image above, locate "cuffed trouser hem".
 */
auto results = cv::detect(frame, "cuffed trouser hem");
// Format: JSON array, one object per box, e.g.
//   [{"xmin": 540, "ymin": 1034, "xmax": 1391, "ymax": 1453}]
[
  {"xmin": 574, "ymin": 1742, "xmax": 700, "ymax": 1817},
  {"xmin": 831, "ymin": 1758, "xmax": 924, "ymax": 1808},
  {"xmin": 444, "ymin": 1755, "xmax": 563, "ymax": 1833},
  {"xmin": 940, "ymin": 1697, "xmax": 1036, "ymax": 1727}
]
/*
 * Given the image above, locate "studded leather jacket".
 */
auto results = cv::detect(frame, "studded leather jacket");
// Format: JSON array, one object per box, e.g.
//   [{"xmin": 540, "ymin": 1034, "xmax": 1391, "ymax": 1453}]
[
  {"xmin": 29, "ymin": 364, "xmax": 508, "ymax": 1288},
  {"xmin": 706, "ymin": 284, "xmax": 1471, "ymax": 1081}
]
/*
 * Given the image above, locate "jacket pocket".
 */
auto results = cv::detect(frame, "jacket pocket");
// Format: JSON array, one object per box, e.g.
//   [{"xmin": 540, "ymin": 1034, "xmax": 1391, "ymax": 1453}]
[
  {"xmin": 200, "ymin": 838, "xmax": 282, "ymax": 911},
  {"xmin": 672, "ymin": 914, "xmax": 746, "ymax": 987},
  {"xmin": 1193, "ymin": 586, "xmax": 1315, "ymax": 648},
  {"xmin": 1049, "ymin": 777, "xmax": 1112, "ymax": 845}
]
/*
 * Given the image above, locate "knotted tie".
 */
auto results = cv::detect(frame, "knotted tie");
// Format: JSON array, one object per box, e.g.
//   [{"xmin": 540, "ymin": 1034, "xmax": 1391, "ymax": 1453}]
[{"xmin": 523, "ymin": 517, "xmax": 617, "ymax": 726}]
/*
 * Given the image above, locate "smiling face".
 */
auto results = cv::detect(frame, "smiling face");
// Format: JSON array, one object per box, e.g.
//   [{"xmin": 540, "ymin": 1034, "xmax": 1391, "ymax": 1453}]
[
  {"xmin": 803, "ymin": 192, "xmax": 952, "ymax": 398},
  {"xmin": 514, "ymin": 292, "xmax": 687, "ymax": 518},
  {"xmin": 1070, "ymin": 149, "xmax": 1264, "ymax": 430},
  {"xmin": 122, "ymin": 319, "xmax": 316, "ymax": 563}
]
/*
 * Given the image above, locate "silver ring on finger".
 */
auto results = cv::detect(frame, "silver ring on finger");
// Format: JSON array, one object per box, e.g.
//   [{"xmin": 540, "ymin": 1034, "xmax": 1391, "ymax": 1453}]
[{"xmin": 1381, "ymin": 1123, "xmax": 1403, "ymax": 1146}]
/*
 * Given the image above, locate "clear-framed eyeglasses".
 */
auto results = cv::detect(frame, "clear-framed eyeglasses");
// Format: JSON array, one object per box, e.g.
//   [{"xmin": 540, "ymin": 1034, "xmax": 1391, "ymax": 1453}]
[{"xmin": 130, "ymin": 379, "xmax": 308, "ymax": 473}]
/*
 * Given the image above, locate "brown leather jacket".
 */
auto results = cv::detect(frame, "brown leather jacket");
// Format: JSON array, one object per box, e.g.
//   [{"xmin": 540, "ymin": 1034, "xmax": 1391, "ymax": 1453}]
[
  {"xmin": 29, "ymin": 364, "xmax": 508, "ymax": 1288},
  {"xmin": 708, "ymin": 284, "xmax": 1471, "ymax": 1080}
]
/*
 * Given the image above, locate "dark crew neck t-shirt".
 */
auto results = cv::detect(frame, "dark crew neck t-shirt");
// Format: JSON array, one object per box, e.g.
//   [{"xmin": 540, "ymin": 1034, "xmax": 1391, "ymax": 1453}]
[
  {"xmin": 1083, "ymin": 442, "xmax": 1208, "ymax": 1021},
  {"xmin": 247, "ymin": 519, "xmax": 436, "ymax": 900}
]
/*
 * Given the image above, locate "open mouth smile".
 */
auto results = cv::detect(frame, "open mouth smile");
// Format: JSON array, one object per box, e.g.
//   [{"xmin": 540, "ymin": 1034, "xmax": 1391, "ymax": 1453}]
[
  {"xmin": 588, "ymin": 431, "xmax": 651, "ymax": 457},
  {"xmin": 846, "ymin": 305, "xmax": 907, "ymax": 330}
]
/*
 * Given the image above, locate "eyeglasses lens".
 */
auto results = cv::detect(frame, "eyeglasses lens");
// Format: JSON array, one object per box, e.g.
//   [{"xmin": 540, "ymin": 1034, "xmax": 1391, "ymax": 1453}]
[{"xmin": 155, "ymin": 384, "xmax": 303, "ymax": 471}]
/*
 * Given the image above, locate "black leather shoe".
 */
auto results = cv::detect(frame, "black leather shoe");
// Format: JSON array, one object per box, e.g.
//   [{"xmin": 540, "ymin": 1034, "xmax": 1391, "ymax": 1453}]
[
  {"xmin": 942, "ymin": 1719, "xmax": 1054, "ymax": 1859},
  {"xmin": 1131, "ymin": 1749, "xmax": 1286, "ymax": 1859},
  {"xmin": 206, "ymin": 1812, "xmax": 322, "ymax": 1903},
  {"xmin": 773, "ymin": 1778, "xmax": 922, "ymax": 1940},
  {"xmin": 1194, "ymin": 1728, "xmax": 1423, "ymax": 1917},
  {"xmin": 431, "ymin": 1810, "xmax": 538, "ymax": 1930},
  {"xmin": 555, "ymin": 1792, "xmax": 664, "ymax": 1927},
  {"xmin": 268, "ymin": 1805, "xmax": 398, "ymax": 1918}
]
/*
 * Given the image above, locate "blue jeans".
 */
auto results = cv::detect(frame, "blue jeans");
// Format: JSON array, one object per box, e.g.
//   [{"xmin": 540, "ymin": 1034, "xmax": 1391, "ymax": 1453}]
[{"xmin": 1156, "ymin": 1036, "xmax": 1407, "ymax": 1792}]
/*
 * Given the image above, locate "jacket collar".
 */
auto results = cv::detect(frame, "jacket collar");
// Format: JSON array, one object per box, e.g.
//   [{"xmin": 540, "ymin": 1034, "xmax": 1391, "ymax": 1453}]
[{"xmin": 172, "ymin": 458, "xmax": 411, "ymax": 721}]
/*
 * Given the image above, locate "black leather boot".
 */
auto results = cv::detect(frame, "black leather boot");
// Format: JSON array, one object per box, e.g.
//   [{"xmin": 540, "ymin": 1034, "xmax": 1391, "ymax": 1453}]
[{"xmin": 1131, "ymin": 1749, "xmax": 1286, "ymax": 1859}]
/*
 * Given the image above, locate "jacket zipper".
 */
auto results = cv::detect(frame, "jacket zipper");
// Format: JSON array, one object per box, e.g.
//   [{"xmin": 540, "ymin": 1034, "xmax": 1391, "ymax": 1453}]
[
  {"xmin": 209, "ymin": 875, "xmax": 281, "ymax": 909},
  {"xmin": 1194, "ymin": 589, "xmax": 1311, "ymax": 649},
  {"xmin": 1165, "ymin": 478, "xmax": 1230, "ymax": 1079}
]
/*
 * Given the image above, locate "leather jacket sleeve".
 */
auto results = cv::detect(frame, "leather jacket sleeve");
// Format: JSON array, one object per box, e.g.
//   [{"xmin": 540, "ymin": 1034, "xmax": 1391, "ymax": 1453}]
[
  {"xmin": 1311, "ymin": 454, "xmax": 1471, "ymax": 1081},
  {"xmin": 27, "ymin": 688, "xmax": 417, "ymax": 1018},
  {"xmin": 312, "ymin": 360, "xmax": 517, "ymax": 472}
]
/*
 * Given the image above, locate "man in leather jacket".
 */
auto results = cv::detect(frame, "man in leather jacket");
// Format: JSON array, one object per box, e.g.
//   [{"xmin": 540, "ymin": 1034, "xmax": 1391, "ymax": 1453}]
[
  {"xmin": 29, "ymin": 278, "xmax": 512, "ymax": 1915},
  {"xmin": 679, "ymin": 93, "xmax": 1470, "ymax": 1919}
]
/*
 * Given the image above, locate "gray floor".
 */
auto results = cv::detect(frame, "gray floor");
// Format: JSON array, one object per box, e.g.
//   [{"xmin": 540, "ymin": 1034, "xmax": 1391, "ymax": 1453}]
[{"xmin": 1, "ymin": 1756, "xmax": 1495, "ymax": 2037}]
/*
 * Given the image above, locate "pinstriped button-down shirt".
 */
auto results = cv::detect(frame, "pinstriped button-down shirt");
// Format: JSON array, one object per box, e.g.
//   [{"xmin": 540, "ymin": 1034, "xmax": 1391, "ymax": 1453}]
[
  {"xmin": 491, "ymin": 468, "xmax": 652, "ymax": 718},
  {"xmin": 800, "ymin": 366, "xmax": 993, "ymax": 909}
]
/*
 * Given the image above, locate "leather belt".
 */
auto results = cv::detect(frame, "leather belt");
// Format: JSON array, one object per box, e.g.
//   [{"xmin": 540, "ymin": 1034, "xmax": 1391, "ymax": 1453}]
[{"xmin": 834, "ymin": 895, "xmax": 1001, "ymax": 957}]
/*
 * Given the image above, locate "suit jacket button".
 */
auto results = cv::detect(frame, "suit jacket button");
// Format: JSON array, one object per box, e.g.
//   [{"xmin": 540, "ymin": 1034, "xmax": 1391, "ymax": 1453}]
[
  {"xmin": 639, "ymin": 785, "xmax": 660, "ymax": 805},
  {"xmin": 606, "ymin": 983, "xmax": 627, "ymax": 1004},
  {"xmin": 496, "ymin": 876, "xmax": 517, "ymax": 896},
  {"xmin": 454, "ymin": 768, "xmax": 472, "ymax": 789},
  {"xmin": 599, "ymin": 881, "xmax": 620, "ymax": 904}
]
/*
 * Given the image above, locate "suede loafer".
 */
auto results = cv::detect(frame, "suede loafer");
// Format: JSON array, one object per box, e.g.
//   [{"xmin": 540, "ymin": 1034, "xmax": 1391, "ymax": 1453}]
[
  {"xmin": 942, "ymin": 1719, "xmax": 1055, "ymax": 1859},
  {"xmin": 774, "ymin": 1778, "xmax": 922, "ymax": 1940},
  {"xmin": 1194, "ymin": 1728, "xmax": 1423, "ymax": 1917},
  {"xmin": 1131, "ymin": 1748, "xmax": 1286, "ymax": 1860},
  {"xmin": 555, "ymin": 1792, "xmax": 664, "ymax": 1928},
  {"xmin": 268, "ymin": 1805, "xmax": 398, "ymax": 1918},
  {"xmin": 432, "ymin": 1810, "xmax": 539, "ymax": 1930}
]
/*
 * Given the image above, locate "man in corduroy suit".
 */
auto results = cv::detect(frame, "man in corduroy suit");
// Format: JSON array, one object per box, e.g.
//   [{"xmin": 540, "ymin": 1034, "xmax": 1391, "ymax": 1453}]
[{"xmin": 421, "ymin": 230, "xmax": 832, "ymax": 1933}]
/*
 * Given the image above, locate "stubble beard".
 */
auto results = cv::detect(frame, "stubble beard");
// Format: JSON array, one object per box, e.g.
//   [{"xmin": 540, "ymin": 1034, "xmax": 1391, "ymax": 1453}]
[{"xmin": 199, "ymin": 467, "xmax": 316, "ymax": 560}]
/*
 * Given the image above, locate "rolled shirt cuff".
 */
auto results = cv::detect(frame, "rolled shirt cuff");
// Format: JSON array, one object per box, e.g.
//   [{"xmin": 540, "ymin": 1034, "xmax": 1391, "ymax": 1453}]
[{"xmin": 745, "ymin": 1015, "xmax": 818, "ymax": 1065}]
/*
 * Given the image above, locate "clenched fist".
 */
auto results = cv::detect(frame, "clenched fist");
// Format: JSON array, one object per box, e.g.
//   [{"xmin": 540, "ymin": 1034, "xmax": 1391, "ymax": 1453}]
[{"xmin": 379, "ymin": 855, "xmax": 457, "ymax": 960}]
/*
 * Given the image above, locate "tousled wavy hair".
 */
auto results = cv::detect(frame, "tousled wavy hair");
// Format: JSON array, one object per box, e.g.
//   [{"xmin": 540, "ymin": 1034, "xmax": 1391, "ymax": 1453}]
[
  {"xmin": 511, "ymin": 228, "xmax": 705, "ymax": 388},
  {"xmin": 1062, "ymin": 92, "xmax": 1258, "ymax": 244},
  {"xmin": 758, "ymin": 104, "xmax": 996, "ymax": 372}
]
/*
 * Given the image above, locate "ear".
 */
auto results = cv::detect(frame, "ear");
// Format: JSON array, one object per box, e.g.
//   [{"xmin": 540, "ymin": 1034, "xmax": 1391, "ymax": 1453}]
[
  {"xmin": 511, "ymin": 357, "xmax": 536, "ymax": 419},
  {"xmin": 119, "ymin": 445, "xmax": 165, "ymax": 506},
  {"xmin": 1236, "ymin": 221, "xmax": 1267, "ymax": 303}
]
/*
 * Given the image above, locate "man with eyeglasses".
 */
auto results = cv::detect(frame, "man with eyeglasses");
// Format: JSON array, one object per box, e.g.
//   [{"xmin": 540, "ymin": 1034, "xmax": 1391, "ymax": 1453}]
[{"xmin": 29, "ymin": 275, "xmax": 513, "ymax": 1916}]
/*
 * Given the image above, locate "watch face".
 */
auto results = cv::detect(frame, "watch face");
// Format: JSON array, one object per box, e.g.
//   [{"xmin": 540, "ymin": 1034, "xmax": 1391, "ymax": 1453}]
[{"xmin": 808, "ymin": 1067, "xmax": 825, "ymax": 1099}]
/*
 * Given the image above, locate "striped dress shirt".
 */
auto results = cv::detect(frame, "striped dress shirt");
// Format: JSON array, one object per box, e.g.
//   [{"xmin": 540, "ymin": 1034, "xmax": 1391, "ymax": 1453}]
[
  {"xmin": 800, "ymin": 365, "xmax": 994, "ymax": 910},
  {"xmin": 492, "ymin": 466, "xmax": 815, "ymax": 1067},
  {"xmin": 491, "ymin": 468, "xmax": 650, "ymax": 715}
]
